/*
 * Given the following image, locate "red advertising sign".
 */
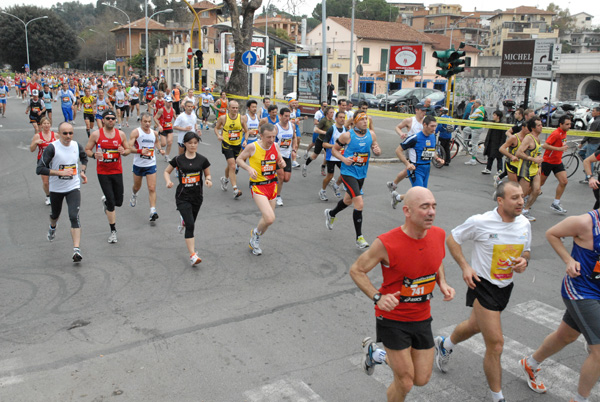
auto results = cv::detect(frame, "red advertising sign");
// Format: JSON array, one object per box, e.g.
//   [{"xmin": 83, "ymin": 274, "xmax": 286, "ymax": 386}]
[{"xmin": 389, "ymin": 45, "xmax": 423, "ymax": 75}]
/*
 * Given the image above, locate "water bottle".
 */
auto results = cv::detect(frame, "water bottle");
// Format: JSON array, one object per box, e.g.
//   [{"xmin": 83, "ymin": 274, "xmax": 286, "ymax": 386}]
[{"xmin": 97, "ymin": 144, "xmax": 103, "ymax": 161}]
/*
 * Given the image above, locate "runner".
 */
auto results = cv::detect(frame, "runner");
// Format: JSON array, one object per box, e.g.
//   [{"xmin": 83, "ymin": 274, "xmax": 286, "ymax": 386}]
[
  {"xmin": 0, "ymin": 78, "xmax": 9, "ymax": 118},
  {"xmin": 171, "ymin": 83, "xmax": 181, "ymax": 115},
  {"xmin": 325, "ymin": 112, "xmax": 382, "ymax": 248},
  {"xmin": 387, "ymin": 103, "xmax": 426, "ymax": 194},
  {"xmin": 182, "ymin": 88, "xmax": 197, "ymax": 112},
  {"xmin": 41, "ymin": 83, "xmax": 55, "ymax": 125},
  {"xmin": 583, "ymin": 147, "xmax": 600, "ymax": 209},
  {"xmin": 30, "ymin": 117, "xmax": 56, "ymax": 205},
  {"xmin": 499, "ymin": 122, "xmax": 529, "ymax": 184},
  {"xmin": 215, "ymin": 91, "xmax": 228, "ymax": 119},
  {"xmin": 433, "ymin": 181, "xmax": 531, "ymax": 402},
  {"xmin": 68, "ymin": 80, "xmax": 79, "ymax": 121},
  {"xmin": 273, "ymin": 107, "xmax": 296, "ymax": 206},
  {"xmin": 58, "ymin": 82, "xmax": 76, "ymax": 123},
  {"xmin": 19, "ymin": 75, "xmax": 28, "ymax": 103},
  {"xmin": 200, "ymin": 87, "xmax": 214, "ymax": 130},
  {"xmin": 516, "ymin": 117, "xmax": 544, "ymax": 222},
  {"xmin": 81, "ymin": 87, "xmax": 96, "ymax": 137},
  {"xmin": 260, "ymin": 97, "xmax": 271, "ymax": 119},
  {"xmin": 36, "ymin": 122, "xmax": 88, "ymax": 262},
  {"xmin": 85, "ymin": 110, "xmax": 131, "ymax": 243},
  {"xmin": 143, "ymin": 79, "xmax": 156, "ymax": 114},
  {"xmin": 463, "ymin": 99, "xmax": 486, "ymax": 166},
  {"xmin": 173, "ymin": 100, "xmax": 199, "ymax": 156},
  {"xmin": 164, "ymin": 131, "xmax": 212, "ymax": 265},
  {"xmin": 94, "ymin": 88, "xmax": 112, "ymax": 129},
  {"xmin": 319, "ymin": 110, "xmax": 346, "ymax": 201},
  {"xmin": 540, "ymin": 114, "xmax": 571, "ymax": 214},
  {"xmin": 129, "ymin": 112, "xmax": 165, "ymax": 223},
  {"xmin": 518, "ymin": 210, "xmax": 600, "ymax": 402},
  {"xmin": 288, "ymin": 99, "xmax": 307, "ymax": 169},
  {"xmin": 304, "ymin": 101, "xmax": 327, "ymax": 169},
  {"xmin": 236, "ymin": 123, "xmax": 285, "ymax": 256},
  {"xmin": 259, "ymin": 104, "xmax": 279, "ymax": 127},
  {"xmin": 150, "ymin": 90, "xmax": 165, "ymax": 128},
  {"xmin": 242, "ymin": 99, "xmax": 260, "ymax": 148},
  {"xmin": 26, "ymin": 89, "xmax": 46, "ymax": 134},
  {"xmin": 391, "ymin": 115, "xmax": 445, "ymax": 208},
  {"xmin": 436, "ymin": 106, "xmax": 453, "ymax": 167},
  {"xmin": 114, "ymin": 83, "xmax": 129, "ymax": 129},
  {"xmin": 302, "ymin": 106, "xmax": 334, "ymax": 177},
  {"xmin": 154, "ymin": 96, "xmax": 176, "ymax": 161},
  {"xmin": 351, "ymin": 187, "xmax": 455, "ymax": 401},
  {"xmin": 214, "ymin": 100, "xmax": 247, "ymax": 199},
  {"xmin": 579, "ymin": 107, "xmax": 600, "ymax": 184},
  {"xmin": 128, "ymin": 80, "xmax": 141, "ymax": 121}
]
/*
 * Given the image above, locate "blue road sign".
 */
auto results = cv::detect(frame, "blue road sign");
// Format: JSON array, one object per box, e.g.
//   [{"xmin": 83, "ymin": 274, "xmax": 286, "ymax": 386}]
[{"xmin": 242, "ymin": 50, "xmax": 257, "ymax": 66}]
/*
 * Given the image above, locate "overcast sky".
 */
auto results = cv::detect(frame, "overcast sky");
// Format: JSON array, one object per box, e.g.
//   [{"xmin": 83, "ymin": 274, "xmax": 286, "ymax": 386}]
[{"xmin": 2, "ymin": 0, "xmax": 596, "ymax": 24}]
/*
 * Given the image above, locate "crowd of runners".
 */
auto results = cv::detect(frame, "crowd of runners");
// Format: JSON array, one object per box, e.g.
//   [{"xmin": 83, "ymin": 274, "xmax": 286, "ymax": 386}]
[{"xmin": 3, "ymin": 69, "xmax": 599, "ymax": 402}]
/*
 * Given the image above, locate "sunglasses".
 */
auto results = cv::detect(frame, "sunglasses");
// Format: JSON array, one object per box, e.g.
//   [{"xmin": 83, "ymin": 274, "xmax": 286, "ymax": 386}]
[
  {"xmin": 62, "ymin": 131, "xmax": 74, "ymax": 135},
  {"xmin": 104, "ymin": 117, "xmax": 116, "ymax": 121}
]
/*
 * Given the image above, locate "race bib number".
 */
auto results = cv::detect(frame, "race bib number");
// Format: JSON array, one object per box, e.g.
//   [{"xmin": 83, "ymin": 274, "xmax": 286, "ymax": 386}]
[
  {"xmin": 248, "ymin": 129, "xmax": 258, "ymax": 139},
  {"xmin": 164, "ymin": 121, "xmax": 173, "ymax": 129},
  {"xmin": 97, "ymin": 105, "xmax": 106, "ymax": 112},
  {"xmin": 400, "ymin": 273, "xmax": 437, "ymax": 303},
  {"xmin": 146, "ymin": 93, "xmax": 154, "ymax": 100},
  {"xmin": 101, "ymin": 150, "xmax": 119, "ymax": 162},
  {"xmin": 181, "ymin": 172, "xmax": 200, "ymax": 185},
  {"xmin": 261, "ymin": 160, "xmax": 277, "ymax": 176},
  {"xmin": 352, "ymin": 152, "xmax": 369, "ymax": 166},
  {"xmin": 140, "ymin": 148, "xmax": 154, "ymax": 160},
  {"xmin": 490, "ymin": 244, "xmax": 524, "ymax": 281},
  {"xmin": 62, "ymin": 96, "xmax": 70, "ymax": 103},
  {"xmin": 421, "ymin": 148, "xmax": 435, "ymax": 161},
  {"xmin": 280, "ymin": 138, "xmax": 292, "ymax": 149},
  {"xmin": 32, "ymin": 107, "xmax": 40, "ymax": 113},
  {"xmin": 228, "ymin": 130, "xmax": 241, "ymax": 141},
  {"xmin": 58, "ymin": 164, "xmax": 77, "ymax": 180},
  {"xmin": 591, "ymin": 259, "xmax": 600, "ymax": 281},
  {"xmin": 84, "ymin": 103, "xmax": 92, "ymax": 109},
  {"xmin": 0, "ymin": 94, "xmax": 5, "ymax": 98}
]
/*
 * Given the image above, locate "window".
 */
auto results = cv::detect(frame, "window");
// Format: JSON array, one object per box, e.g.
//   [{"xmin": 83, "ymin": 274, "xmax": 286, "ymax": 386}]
[
  {"xmin": 362, "ymin": 47, "xmax": 370, "ymax": 64},
  {"xmin": 380, "ymin": 48, "xmax": 388, "ymax": 72},
  {"xmin": 140, "ymin": 34, "xmax": 146, "ymax": 49},
  {"xmin": 201, "ymin": 11, "xmax": 209, "ymax": 17}
]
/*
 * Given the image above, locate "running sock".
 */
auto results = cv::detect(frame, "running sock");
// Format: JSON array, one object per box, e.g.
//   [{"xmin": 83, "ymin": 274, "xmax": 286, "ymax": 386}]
[
  {"xmin": 353, "ymin": 209, "xmax": 363, "ymax": 237},
  {"xmin": 73, "ymin": 247, "xmax": 80, "ymax": 252},
  {"xmin": 110, "ymin": 223, "xmax": 116, "ymax": 232},
  {"xmin": 574, "ymin": 393, "xmax": 589, "ymax": 402},
  {"xmin": 305, "ymin": 157, "xmax": 313, "ymax": 166},
  {"xmin": 443, "ymin": 337, "xmax": 455, "ymax": 352},
  {"xmin": 527, "ymin": 355, "xmax": 540, "ymax": 370},
  {"xmin": 150, "ymin": 207, "xmax": 156, "ymax": 213},
  {"xmin": 86, "ymin": 128, "xmax": 90, "ymax": 137},
  {"xmin": 330, "ymin": 199, "xmax": 349, "ymax": 217},
  {"xmin": 254, "ymin": 228, "xmax": 262, "ymax": 236},
  {"xmin": 50, "ymin": 224, "xmax": 56, "ymax": 230},
  {"xmin": 372, "ymin": 348, "xmax": 386, "ymax": 364},
  {"xmin": 491, "ymin": 390, "xmax": 504, "ymax": 402},
  {"xmin": 553, "ymin": 199, "xmax": 560, "ymax": 205}
]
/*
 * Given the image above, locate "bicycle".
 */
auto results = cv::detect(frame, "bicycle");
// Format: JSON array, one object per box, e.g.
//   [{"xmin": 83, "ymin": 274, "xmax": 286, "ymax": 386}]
[
  {"xmin": 431, "ymin": 133, "xmax": 446, "ymax": 169},
  {"xmin": 561, "ymin": 139, "xmax": 600, "ymax": 179},
  {"xmin": 398, "ymin": 102, "xmax": 415, "ymax": 114},
  {"xmin": 448, "ymin": 127, "xmax": 487, "ymax": 164}
]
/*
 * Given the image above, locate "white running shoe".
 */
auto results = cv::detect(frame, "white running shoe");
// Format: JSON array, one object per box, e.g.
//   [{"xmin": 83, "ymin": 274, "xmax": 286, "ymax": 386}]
[
  {"xmin": 433, "ymin": 336, "xmax": 452, "ymax": 373},
  {"xmin": 45, "ymin": 196, "xmax": 51, "ymax": 206},
  {"xmin": 301, "ymin": 164, "xmax": 307, "ymax": 177},
  {"xmin": 481, "ymin": 168, "xmax": 491, "ymax": 174},
  {"xmin": 233, "ymin": 187, "xmax": 243, "ymax": 199},
  {"xmin": 130, "ymin": 193, "xmax": 137, "ymax": 207},
  {"xmin": 361, "ymin": 337, "xmax": 379, "ymax": 376},
  {"xmin": 319, "ymin": 189, "xmax": 328, "ymax": 201},
  {"xmin": 523, "ymin": 210, "xmax": 536, "ymax": 222},
  {"xmin": 386, "ymin": 181, "xmax": 397, "ymax": 192},
  {"xmin": 276, "ymin": 196, "xmax": 283, "ymax": 206},
  {"xmin": 72, "ymin": 248, "xmax": 82, "ymax": 263},
  {"xmin": 101, "ymin": 196, "xmax": 107, "ymax": 213},
  {"xmin": 550, "ymin": 202, "xmax": 567, "ymax": 214},
  {"xmin": 324, "ymin": 209, "xmax": 335, "ymax": 230},
  {"xmin": 249, "ymin": 228, "xmax": 262, "ymax": 256},
  {"xmin": 108, "ymin": 230, "xmax": 118, "ymax": 244},
  {"xmin": 47, "ymin": 226, "xmax": 56, "ymax": 242},
  {"xmin": 220, "ymin": 177, "xmax": 229, "ymax": 191},
  {"xmin": 177, "ymin": 217, "xmax": 185, "ymax": 234},
  {"xmin": 464, "ymin": 159, "xmax": 477, "ymax": 165},
  {"xmin": 190, "ymin": 252, "xmax": 202, "ymax": 265},
  {"xmin": 356, "ymin": 235, "xmax": 370, "ymax": 249},
  {"xmin": 292, "ymin": 160, "xmax": 300, "ymax": 169},
  {"xmin": 391, "ymin": 191, "xmax": 402, "ymax": 209}
]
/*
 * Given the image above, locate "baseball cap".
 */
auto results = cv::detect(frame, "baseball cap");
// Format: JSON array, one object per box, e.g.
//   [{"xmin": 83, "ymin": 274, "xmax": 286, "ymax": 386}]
[
  {"xmin": 414, "ymin": 103, "xmax": 426, "ymax": 110},
  {"xmin": 165, "ymin": 96, "xmax": 173, "ymax": 102},
  {"xmin": 31, "ymin": 89, "xmax": 39, "ymax": 96}
]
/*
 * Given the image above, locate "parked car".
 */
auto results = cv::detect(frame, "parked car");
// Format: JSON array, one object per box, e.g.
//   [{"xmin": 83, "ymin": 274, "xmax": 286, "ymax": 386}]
[
  {"xmin": 420, "ymin": 90, "xmax": 446, "ymax": 108},
  {"xmin": 284, "ymin": 91, "xmax": 338, "ymax": 105},
  {"xmin": 349, "ymin": 92, "xmax": 379, "ymax": 108},
  {"xmin": 378, "ymin": 88, "xmax": 438, "ymax": 112}
]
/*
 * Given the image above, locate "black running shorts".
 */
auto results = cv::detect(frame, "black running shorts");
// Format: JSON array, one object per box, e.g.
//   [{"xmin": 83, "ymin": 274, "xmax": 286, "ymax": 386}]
[
  {"xmin": 466, "ymin": 278, "xmax": 513, "ymax": 312},
  {"xmin": 376, "ymin": 316, "xmax": 434, "ymax": 351}
]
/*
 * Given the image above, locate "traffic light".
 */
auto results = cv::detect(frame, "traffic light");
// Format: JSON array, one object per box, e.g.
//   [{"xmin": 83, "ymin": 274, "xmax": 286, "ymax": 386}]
[
  {"xmin": 267, "ymin": 52, "xmax": 274, "ymax": 70},
  {"xmin": 186, "ymin": 59, "xmax": 191, "ymax": 69},
  {"xmin": 276, "ymin": 54, "xmax": 287, "ymax": 70},
  {"xmin": 433, "ymin": 49, "xmax": 466, "ymax": 78},
  {"xmin": 142, "ymin": 57, "xmax": 146, "ymax": 68},
  {"xmin": 195, "ymin": 50, "xmax": 203, "ymax": 69}
]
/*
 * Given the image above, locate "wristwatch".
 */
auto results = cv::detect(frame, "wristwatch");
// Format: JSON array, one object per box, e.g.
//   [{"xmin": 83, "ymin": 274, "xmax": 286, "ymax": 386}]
[
  {"xmin": 372, "ymin": 293, "xmax": 382, "ymax": 304},
  {"xmin": 586, "ymin": 174, "xmax": 592, "ymax": 180}
]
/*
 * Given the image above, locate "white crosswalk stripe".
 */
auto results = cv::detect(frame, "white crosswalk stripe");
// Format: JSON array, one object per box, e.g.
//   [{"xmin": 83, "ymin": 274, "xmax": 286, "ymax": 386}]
[
  {"xmin": 509, "ymin": 299, "xmax": 586, "ymax": 343},
  {"xmin": 437, "ymin": 324, "xmax": 600, "ymax": 400},
  {"xmin": 0, "ymin": 358, "xmax": 24, "ymax": 388},
  {"xmin": 244, "ymin": 379, "xmax": 325, "ymax": 402}
]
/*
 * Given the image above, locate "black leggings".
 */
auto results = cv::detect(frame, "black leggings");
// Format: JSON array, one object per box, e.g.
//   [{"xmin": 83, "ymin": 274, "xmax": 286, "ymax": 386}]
[
  {"xmin": 486, "ymin": 156, "xmax": 503, "ymax": 171},
  {"xmin": 594, "ymin": 185, "xmax": 599, "ymax": 210},
  {"xmin": 98, "ymin": 174, "xmax": 124, "ymax": 212},
  {"xmin": 177, "ymin": 199, "xmax": 203, "ymax": 239},
  {"xmin": 439, "ymin": 138, "xmax": 451, "ymax": 165},
  {"xmin": 50, "ymin": 189, "xmax": 81, "ymax": 228}
]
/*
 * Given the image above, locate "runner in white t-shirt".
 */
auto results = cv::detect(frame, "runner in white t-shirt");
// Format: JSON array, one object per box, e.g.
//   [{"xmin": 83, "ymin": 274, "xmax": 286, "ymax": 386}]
[
  {"xmin": 173, "ymin": 100, "xmax": 199, "ymax": 155},
  {"xmin": 200, "ymin": 88, "xmax": 214, "ymax": 130},
  {"xmin": 433, "ymin": 181, "xmax": 531, "ymax": 402}
]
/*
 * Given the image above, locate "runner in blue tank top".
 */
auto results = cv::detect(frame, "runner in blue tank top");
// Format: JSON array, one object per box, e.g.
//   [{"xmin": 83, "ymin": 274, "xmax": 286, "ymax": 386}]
[
  {"xmin": 324, "ymin": 112, "xmax": 381, "ymax": 249},
  {"xmin": 518, "ymin": 210, "xmax": 600, "ymax": 400}
]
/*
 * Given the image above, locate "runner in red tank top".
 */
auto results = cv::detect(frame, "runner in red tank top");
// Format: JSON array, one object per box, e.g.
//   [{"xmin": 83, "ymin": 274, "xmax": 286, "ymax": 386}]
[
  {"xmin": 154, "ymin": 96, "xmax": 176, "ymax": 162},
  {"xmin": 29, "ymin": 117, "xmax": 56, "ymax": 205},
  {"xmin": 85, "ymin": 110, "xmax": 131, "ymax": 243},
  {"xmin": 349, "ymin": 187, "xmax": 455, "ymax": 401}
]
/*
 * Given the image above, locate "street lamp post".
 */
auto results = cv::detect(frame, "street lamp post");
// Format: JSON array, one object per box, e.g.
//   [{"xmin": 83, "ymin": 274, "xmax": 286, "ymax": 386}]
[
  {"xmin": 145, "ymin": 4, "xmax": 173, "ymax": 77},
  {"xmin": 77, "ymin": 36, "xmax": 87, "ymax": 71},
  {"xmin": 102, "ymin": 3, "xmax": 132, "ymax": 65},
  {"xmin": 1, "ymin": 12, "xmax": 48, "ymax": 73},
  {"xmin": 449, "ymin": 13, "xmax": 474, "ymax": 49},
  {"xmin": 89, "ymin": 29, "xmax": 108, "ymax": 61}
]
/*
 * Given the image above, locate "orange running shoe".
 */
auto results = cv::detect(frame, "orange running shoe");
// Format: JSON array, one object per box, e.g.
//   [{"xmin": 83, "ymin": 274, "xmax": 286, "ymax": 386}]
[{"xmin": 519, "ymin": 357, "xmax": 547, "ymax": 394}]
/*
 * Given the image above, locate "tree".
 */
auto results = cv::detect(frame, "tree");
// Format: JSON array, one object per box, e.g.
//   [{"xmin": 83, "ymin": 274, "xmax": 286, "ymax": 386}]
[
  {"xmin": 311, "ymin": 0, "xmax": 397, "ymax": 22},
  {"xmin": 0, "ymin": 6, "xmax": 80, "ymax": 72},
  {"xmin": 547, "ymin": 3, "xmax": 575, "ymax": 34},
  {"xmin": 222, "ymin": 0, "xmax": 262, "ymax": 97}
]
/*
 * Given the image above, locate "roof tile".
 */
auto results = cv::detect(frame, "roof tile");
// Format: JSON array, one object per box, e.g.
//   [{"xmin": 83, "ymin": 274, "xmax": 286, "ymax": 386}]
[{"xmin": 330, "ymin": 17, "xmax": 434, "ymax": 43}]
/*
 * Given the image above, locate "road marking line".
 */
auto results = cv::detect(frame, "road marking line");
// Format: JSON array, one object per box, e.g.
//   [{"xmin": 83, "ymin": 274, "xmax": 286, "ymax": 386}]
[
  {"xmin": 437, "ymin": 325, "xmax": 599, "ymax": 400},
  {"xmin": 0, "ymin": 358, "xmax": 24, "ymax": 387},
  {"xmin": 244, "ymin": 379, "xmax": 325, "ymax": 402},
  {"xmin": 509, "ymin": 300, "xmax": 585, "ymax": 343}
]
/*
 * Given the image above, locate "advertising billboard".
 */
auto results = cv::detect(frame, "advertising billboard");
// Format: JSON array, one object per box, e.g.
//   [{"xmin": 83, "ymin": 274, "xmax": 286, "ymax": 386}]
[
  {"xmin": 297, "ymin": 56, "xmax": 322, "ymax": 105},
  {"xmin": 221, "ymin": 33, "xmax": 267, "ymax": 74},
  {"xmin": 389, "ymin": 45, "xmax": 423, "ymax": 75}
]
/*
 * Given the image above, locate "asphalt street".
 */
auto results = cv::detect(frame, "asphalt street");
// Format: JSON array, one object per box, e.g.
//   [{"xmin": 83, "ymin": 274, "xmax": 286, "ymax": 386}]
[{"xmin": 0, "ymin": 95, "xmax": 598, "ymax": 402}]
